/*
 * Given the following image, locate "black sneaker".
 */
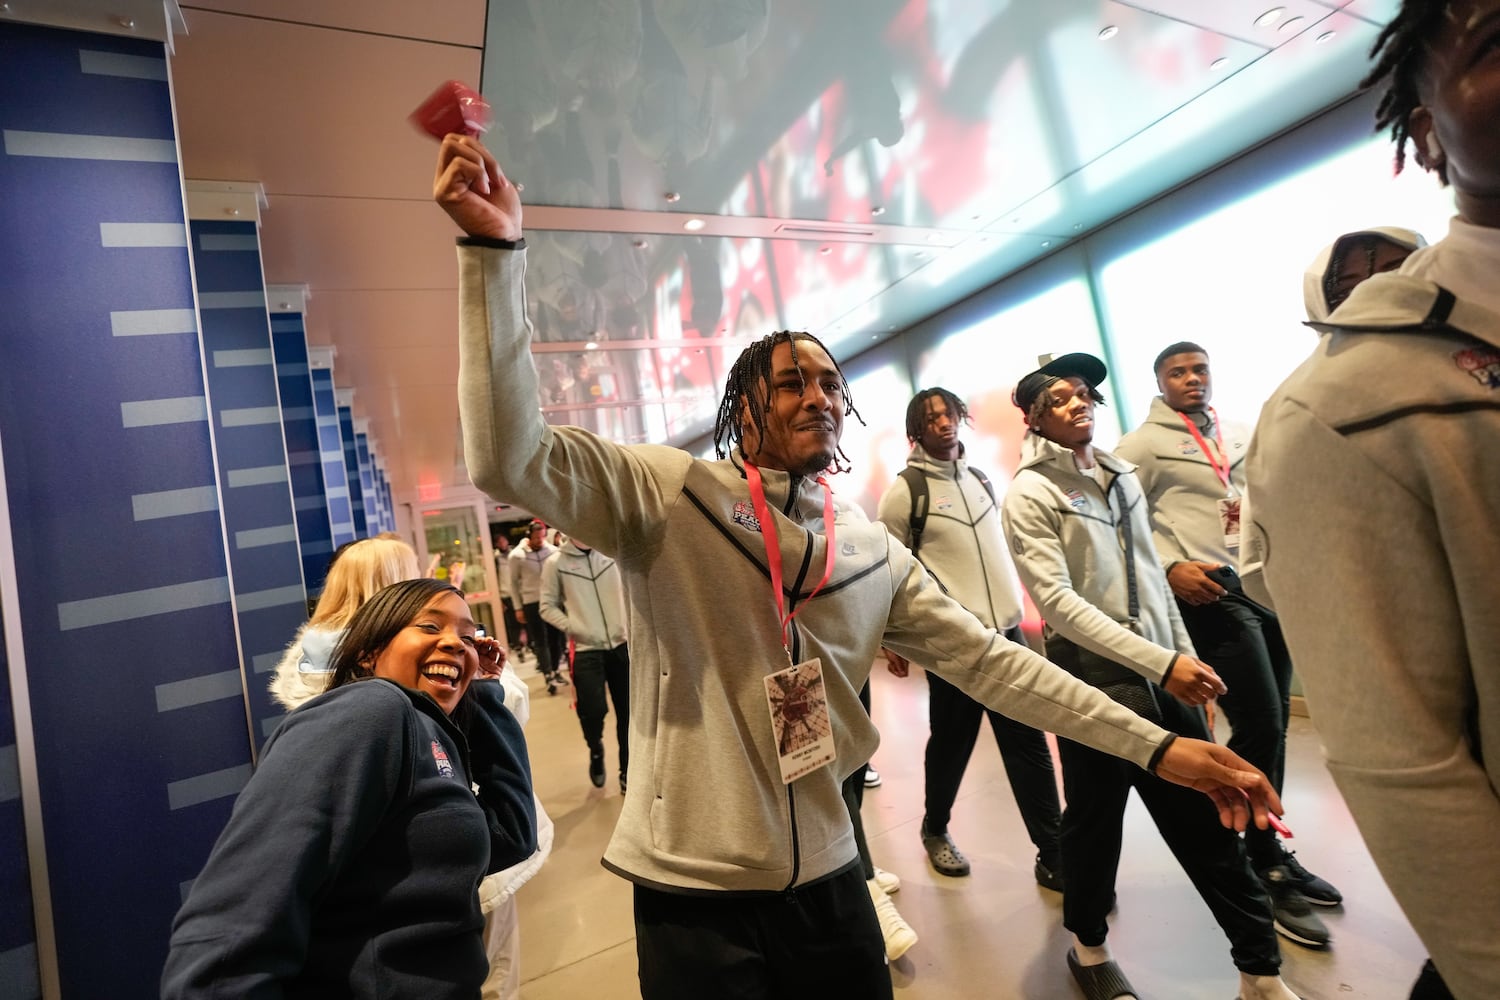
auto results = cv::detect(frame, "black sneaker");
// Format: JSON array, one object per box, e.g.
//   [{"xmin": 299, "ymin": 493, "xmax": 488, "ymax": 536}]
[
  {"xmin": 1260, "ymin": 864, "xmax": 1331, "ymax": 948},
  {"xmin": 1033, "ymin": 856, "xmax": 1064, "ymax": 893},
  {"xmin": 1278, "ymin": 849, "xmax": 1343, "ymax": 906},
  {"xmin": 588, "ymin": 747, "xmax": 605, "ymax": 788},
  {"xmin": 619, "ymin": 771, "xmax": 628, "ymax": 795},
  {"xmin": 920, "ymin": 821, "xmax": 971, "ymax": 877}
]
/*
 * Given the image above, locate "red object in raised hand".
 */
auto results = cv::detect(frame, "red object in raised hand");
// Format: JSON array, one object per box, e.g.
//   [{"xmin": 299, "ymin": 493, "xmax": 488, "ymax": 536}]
[{"xmin": 410, "ymin": 80, "xmax": 491, "ymax": 140}]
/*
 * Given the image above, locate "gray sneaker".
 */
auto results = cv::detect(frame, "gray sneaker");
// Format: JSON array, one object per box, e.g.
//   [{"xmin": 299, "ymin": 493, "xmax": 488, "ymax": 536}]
[{"xmin": 1260, "ymin": 864, "xmax": 1330, "ymax": 948}]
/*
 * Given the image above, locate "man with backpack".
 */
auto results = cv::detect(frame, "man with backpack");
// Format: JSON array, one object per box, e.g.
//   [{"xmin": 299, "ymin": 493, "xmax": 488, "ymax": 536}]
[{"xmin": 877, "ymin": 387, "xmax": 1063, "ymax": 890}]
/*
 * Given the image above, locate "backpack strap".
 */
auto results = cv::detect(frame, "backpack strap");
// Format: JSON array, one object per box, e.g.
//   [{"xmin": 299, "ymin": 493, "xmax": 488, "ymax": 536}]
[{"xmin": 898, "ymin": 466, "xmax": 929, "ymax": 554}]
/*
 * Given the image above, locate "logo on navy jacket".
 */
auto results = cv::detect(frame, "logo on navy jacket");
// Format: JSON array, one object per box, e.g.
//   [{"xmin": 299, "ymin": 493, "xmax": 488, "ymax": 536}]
[
  {"xmin": 1063, "ymin": 488, "xmax": 1087, "ymax": 510},
  {"xmin": 1454, "ymin": 346, "xmax": 1500, "ymax": 388},
  {"xmin": 732, "ymin": 501, "xmax": 761, "ymax": 532},
  {"xmin": 431, "ymin": 740, "xmax": 455, "ymax": 778}
]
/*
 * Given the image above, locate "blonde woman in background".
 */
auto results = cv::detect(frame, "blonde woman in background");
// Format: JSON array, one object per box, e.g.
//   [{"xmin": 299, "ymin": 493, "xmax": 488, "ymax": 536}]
[{"xmin": 270, "ymin": 534, "xmax": 422, "ymax": 711}]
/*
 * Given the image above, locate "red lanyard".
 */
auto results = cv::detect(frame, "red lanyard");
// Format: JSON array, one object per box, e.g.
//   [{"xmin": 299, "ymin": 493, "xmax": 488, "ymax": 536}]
[
  {"xmin": 1177, "ymin": 408, "xmax": 1234, "ymax": 496},
  {"xmin": 744, "ymin": 460, "xmax": 837, "ymax": 659}
]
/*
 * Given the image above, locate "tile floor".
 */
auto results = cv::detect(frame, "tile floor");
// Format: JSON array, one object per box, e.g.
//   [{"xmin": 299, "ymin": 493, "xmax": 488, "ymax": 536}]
[{"xmin": 509, "ymin": 659, "xmax": 1429, "ymax": 999}]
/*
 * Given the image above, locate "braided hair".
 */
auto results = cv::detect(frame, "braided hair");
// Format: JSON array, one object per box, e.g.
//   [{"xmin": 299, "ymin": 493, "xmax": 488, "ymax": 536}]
[
  {"xmin": 1361, "ymin": 0, "xmax": 1452, "ymax": 182},
  {"xmin": 1026, "ymin": 379, "xmax": 1106, "ymax": 432},
  {"xmin": 904, "ymin": 387, "xmax": 970, "ymax": 444},
  {"xmin": 712, "ymin": 330, "xmax": 864, "ymax": 473}
]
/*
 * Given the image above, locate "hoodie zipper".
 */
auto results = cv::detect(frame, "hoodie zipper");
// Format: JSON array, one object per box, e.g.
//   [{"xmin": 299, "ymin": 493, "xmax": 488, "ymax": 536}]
[
  {"xmin": 953, "ymin": 459, "xmax": 1003, "ymax": 627},
  {"xmin": 779, "ymin": 475, "xmax": 817, "ymax": 892}
]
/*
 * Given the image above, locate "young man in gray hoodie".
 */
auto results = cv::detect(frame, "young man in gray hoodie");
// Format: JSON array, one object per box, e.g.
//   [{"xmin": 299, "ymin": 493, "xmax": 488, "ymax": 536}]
[
  {"xmin": 435, "ymin": 133, "xmax": 1289, "ymax": 1000},
  {"xmin": 1116, "ymin": 343, "xmax": 1338, "ymax": 947},
  {"xmin": 1002, "ymin": 353, "xmax": 1298, "ymax": 1000}
]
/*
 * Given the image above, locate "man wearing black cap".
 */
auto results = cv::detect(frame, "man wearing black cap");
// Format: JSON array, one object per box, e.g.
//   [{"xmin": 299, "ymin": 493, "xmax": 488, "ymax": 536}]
[{"xmin": 1001, "ymin": 354, "xmax": 1298, "ymax": 1000}]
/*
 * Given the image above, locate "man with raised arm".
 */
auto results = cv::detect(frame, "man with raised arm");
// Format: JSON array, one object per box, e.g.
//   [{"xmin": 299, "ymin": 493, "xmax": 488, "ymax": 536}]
[{"xmin": 434, "ymin": 133, "xmax": 1284, "ymax": 1000}]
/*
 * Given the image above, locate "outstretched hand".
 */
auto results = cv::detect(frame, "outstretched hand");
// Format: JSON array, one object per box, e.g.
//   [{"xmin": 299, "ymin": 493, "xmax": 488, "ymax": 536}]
[
  {"xmin": 433, "ymin": 134, "xmax": 522, "ymax": 241},
  {"xmin": 475, "ymin": 636, "xmax": 507, "ymax": 679},
  {"xmin": 1155, "ymin": 738, "xmax": 1284, "ymax": 831}
]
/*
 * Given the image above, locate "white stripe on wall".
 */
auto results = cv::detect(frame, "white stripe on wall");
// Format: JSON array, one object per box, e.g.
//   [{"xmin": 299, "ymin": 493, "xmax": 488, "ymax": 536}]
[
  {"xmin": 286, "ymin": 450, "xmax": 320, "ymax": 466},
  {"xmin": 279, "ymin": 406, "xmax": 314, "ymax": 420},
  {"xmin": 275, "ymin": 362, "xmax": 309, "ymax": 377},
  {"xmin": 121, "ymin": 396, "xmax": 208, "ymax": 428},
  {"xmin": 220, "ymin": 406, "xmax": 282, "ymax": 428},
  {"xmin": 2, "ymin": 129, "xmax": 175, "ymax": 162},
  {"xmin": 131, "ymin": 485, "xmax": 218, "ymax": 521},
  {"xmin": 198, "ymin": 291, "xmax": 266, "ymax": 310},
  {"xmin": 212, "ymin": 349, "xmax": 273, "ymax": 368},
  {"xmin": 166, "ymin": 764, "xmax": 251, "ymax": 810},
  {"xmin": 234, "ymin": 524, "xmax": 297, "ymax": 549},
  {"xmin": 154, "ymin": 670, "xmax": 243, "ymax": 712},
  {"xmin": 57, "ymin": 577, "xmax": 231, "ymax": 631},
  {"xmin": 100, "ymin": 222, "xmax": 186, "ymax": 247},
  {"xmin": 79, "ymin": 49, "xmax": 168, "ymax": 80},
  {"xmin": 198, "ymin": 233, "xmax": 259, "ymax": 251},
  {"xmin": 110, "ymin": 308, "xmax": 196, "ymax": 337},
  {"xmin": 236, "ymin": 585, "xmax": 307, "ymax": 613},
  {"xmin": 294, "ymin": 495, "xmax": 328, "ymax": 512},
  {"xmin": 226, "ymin": 465, "xmax": 287, "ymax": 488}
]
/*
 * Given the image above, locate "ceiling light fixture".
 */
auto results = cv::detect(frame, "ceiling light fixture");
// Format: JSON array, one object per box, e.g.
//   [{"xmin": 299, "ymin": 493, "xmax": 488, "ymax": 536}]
[
  {"xmin": 664, "ymin": 192, "xmax": 681, "ymax": 203},
  {"xmin": 871, "ymin": 205, "xmax": 885, "ymax": 216},
  {"xmin": 1098, "ymin": 25, "xmax": 1118, "ymax": 40},
  {"xmin": 631, "ymin": 238, "xmax": 648, "ymax": 249},
  {"xmin": 1210, "ymin": 57, "xmax": 1229, "ymax": 71},
  {"xmin": 819, "ymin": 246, "xmax": 832, "ymax": 255},
  {"xmin": 1254, "ymin": 7, "xmax": 1285, "ymax": 27},
  {"xmin": 1278, "ymin": 15, "xmax": 1305, "ymax": 33},
  {"xmin": 585, "ymin": 341, "xmax": 599, "ymax": 350},
  {"xmin": 1316, "ymin": 29, "xmax": 1336, "ymax": 43},
  {"xmin": 683, "ymin": 218, "xmax": 705, "ymax": 231}
]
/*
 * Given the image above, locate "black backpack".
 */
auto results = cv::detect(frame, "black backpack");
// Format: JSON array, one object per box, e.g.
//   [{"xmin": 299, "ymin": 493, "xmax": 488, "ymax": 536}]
[{"xmin": 898, "ymin": 464, "xmax": 995, "ymax": 555}]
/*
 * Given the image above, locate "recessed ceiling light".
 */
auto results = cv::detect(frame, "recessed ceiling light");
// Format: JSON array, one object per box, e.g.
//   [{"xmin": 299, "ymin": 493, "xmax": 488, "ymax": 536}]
[
  {"xmin": 1041, "ymin": 240, "xmax": 1051, "ymax": 248},
  {"xmin": 1098, "ymin": 25, "xmax": 1118, "ymax": 40},
  {"xmin": 631, "ymin": 238, "xmax": 648, "ymax": 249},
  {"xmin": 819, "ymin": 246, "xmax": 832, "ymax": 255},
  {"xmin": 585, "ymin": 341, "xmax": 599, "ymax": 350},
  {"xmin": 871, "ymin": 205, "xmax": 885, "ymax": 216},
  {"xmin": 914, "ymin": 250, "xmax": 928, "ymax": 259},
  {"xmin": 1254, "ymin": 7, "xmax": 1285, "ymax": 27},
  {"xmin": 1278, "ymin": 15, "xmax": 1305, "ymax": 33},
  {"xmin": 1210, "ymin": 57, "xmax": 1229, "ymax": 71},
  {"xmin": 871, "ymin": 334, "xmax": 879, "ymax": 340},
  {"xmin": 1316, "ymin": 29, "xmax": 1336, "ymax": 43},
  {"xmin": 683, "ymin": 218, "xmax": 706, "ymax": 231},
  {"xmin": 664, "ymin": 192, "xmax": 681, "ymax": 203}
]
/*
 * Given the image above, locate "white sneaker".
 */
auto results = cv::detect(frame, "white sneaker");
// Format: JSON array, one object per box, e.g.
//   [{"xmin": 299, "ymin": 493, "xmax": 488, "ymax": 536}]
[
  {"xmin": 866, "ymin": 879, "xmax": 917, "ymax": 961},
  {"xmin": 863, "ymin": 768, "xmax": 883, "ymax": 788},
  {"xmin": 1238, "ymin": 972, "xmax": 1302, "ymax": 1000},
  {"xmin": 872, "ymin": 866, "xmax": 901, "ymax": 895}
]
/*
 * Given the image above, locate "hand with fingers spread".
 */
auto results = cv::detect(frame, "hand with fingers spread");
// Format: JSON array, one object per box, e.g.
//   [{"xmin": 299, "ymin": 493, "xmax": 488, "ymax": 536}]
[
  {"xmin": 475, "ymin": 635, "xmax": 507, "ymax": 679},
  {"xmin": 433, "ymin": 134, "xmax": 522, "ymax": 241},
  {"xmin": 1154, "ymin": 737, "xmax": 1284, "ymax": 832},
  {"xmin": 1162, "ymin": 654, "xmax": 1227, "ymax": 706}
]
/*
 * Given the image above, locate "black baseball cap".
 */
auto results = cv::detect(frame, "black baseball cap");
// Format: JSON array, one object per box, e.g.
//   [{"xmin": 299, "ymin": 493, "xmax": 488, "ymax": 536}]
[{"xmin": 1013, "ymin": 353, "xmax": 1108, "ymax": 411}]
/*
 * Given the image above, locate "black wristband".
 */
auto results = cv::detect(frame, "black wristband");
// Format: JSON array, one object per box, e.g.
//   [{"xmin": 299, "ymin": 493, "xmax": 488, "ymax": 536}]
[
  {"xmin": 458, "ymin": 235, "xmax": 526, "ymax": 250},
  {"xmin": 1146, "ymin": 733, "xmax": 1178, "ymax": 775},
  {"xmin": 1162, "ymin": 652, "xmax": 1180, "ymax": 686}
]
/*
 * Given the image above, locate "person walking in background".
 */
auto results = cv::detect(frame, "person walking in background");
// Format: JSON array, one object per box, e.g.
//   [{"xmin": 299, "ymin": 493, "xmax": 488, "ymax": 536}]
[
  {"xmin": 509, "ymin": 518, "xmax": 567, "ymax": 694},
  {"xmin": 1002, "ymin": 353, "xmax": 1299, "ymax": 1000},
  {"xmin": 540, "ymin": 534, "xmax": 631, "ymax": 793},
  {"xmin": 1245, "ymin": 3, "xmax": 1500, "ymax": 994},
  {"xmin": 1116, "ymin": 344, "xmax": 1338, "ymax": 948},
  {"xmin": 877, "ymin": 387, "xmax": 1063, "ymax": 892}
]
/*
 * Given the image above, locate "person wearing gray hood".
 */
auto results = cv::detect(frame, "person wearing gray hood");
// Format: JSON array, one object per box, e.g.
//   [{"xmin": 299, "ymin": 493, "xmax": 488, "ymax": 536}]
[
  {"xmin": 1116, "ymin": 343, "xmax": 1340, "ymax": 947},
  {"xmin": 540, "ymin": 535, "xmax": 630, "ymax": 793},
  {"xmin": 1003, "ymin": 353, "xmax": 1299, "ymax": 1000},
  {"xmin": 1245, "ymin": 2, "xmax": 1500, "ymax": 995},
  {"xmin": 1302, "ymin": 226, "xmax": 1427, "ymax": 324}
]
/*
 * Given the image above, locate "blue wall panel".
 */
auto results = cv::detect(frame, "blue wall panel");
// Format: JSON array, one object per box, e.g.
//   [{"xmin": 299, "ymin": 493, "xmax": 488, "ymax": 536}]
[
  {"xmin": 0, "ymin": 21, "xmax": 251, "ymax": 996},
  {"xmin": 311, "ymin": 369, "xmax": 356, "ymax": 546},
  {"xmin": 191, "ymin": 219, "xmax": 307, "ymax": 744},
  {"xmin": 355, "ymin": 432, "xmax": 377, "ymax": 533},
  {"xmin": 338, "ymin": 404, "xmax": 368, "ymax": 536},
  {"xmin": 269, "ymin": 315, "xmax": 336, "ymax": 598}
]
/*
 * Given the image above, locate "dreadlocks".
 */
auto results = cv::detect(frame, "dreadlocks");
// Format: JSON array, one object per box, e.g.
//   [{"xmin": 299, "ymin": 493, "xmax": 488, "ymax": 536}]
[
  {"xmin": 1362, "ymin": 0, "xmax": 1452, "ymax": 182},
  {"xmin": 904, "ymin": 388, "xmax": 969, "ymax": 444},
  {"xmin": 1026, "ymin": 380, "xmax": 1106, "ymax": 432},
  {"xmin": 712, "ymin": 330, "xmax": 864, "ymax": 473}
]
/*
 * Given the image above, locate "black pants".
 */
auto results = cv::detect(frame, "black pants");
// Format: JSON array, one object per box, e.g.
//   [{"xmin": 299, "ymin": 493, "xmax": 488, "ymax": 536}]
[
  {"xmin": 634, "ymin": 866, "xmax": 892, "ymax": 1000},
  {"xmin": 1176, "ymin": 569, "xmax": 1293, "ymax": 867},
  {"xmin": 498, "ymin": 597, "xmax": 521, "ymax": 649},
  {"xmin": 522, "ymin": 601, "xmax": 566, "ymax": 679},
  {"xmin": 574, "ymin": 642, "xmax": 630, "ymax": 772},
  {"xmin": 1058, "ymin": 691, "xmax": 1280, "ymax": 975},
  {"xmin": 924, "ymin": 627, "xmax": 1062, "ymax": 865},
  {"xmin": 843, "ymin": 683, "xmax": 874, "ymax": 880}
]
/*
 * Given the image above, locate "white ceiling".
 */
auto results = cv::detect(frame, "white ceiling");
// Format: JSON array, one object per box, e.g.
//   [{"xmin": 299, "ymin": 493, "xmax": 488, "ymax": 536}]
[{"xmin": 149, "ymin": 0, "xmax": 1400, "ymax": 510}]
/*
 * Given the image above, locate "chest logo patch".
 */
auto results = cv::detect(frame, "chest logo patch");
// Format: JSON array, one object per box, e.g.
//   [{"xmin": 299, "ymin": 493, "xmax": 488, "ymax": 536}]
[
  {"xmin": 1063, "ymin": 488, "xmax": 1087, "ymax": 510},
  {"xmin": 732, "ymin": 501, "xmax": 761, "ymax": 532},
  {"xmin": 841, "ymin": 542, "xmax": 857, "ymax": 556},
  {"xmin": 431, "ymin": 740, "xmax": 455, "ymax": 779},
  {"xmin": 1177, "ymin": 439, "xmax": 1199, "ymax": 455},
  {"xmin": 935, "ymin": 494, "xmax": 954, "ymax": 511},
  {"xmin": 1453, "ymin": 346, "xmax": 1500, "ymax": 389}
]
